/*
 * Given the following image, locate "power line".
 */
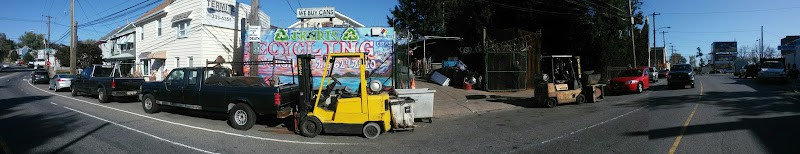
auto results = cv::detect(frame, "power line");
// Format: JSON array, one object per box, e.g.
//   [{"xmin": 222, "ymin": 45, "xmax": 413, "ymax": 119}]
[
  {"xmin": 0, "ymin": 17, "xmax": 43, "ymax": 23},
  {"xmin": 472, "ymin": 0, "xmax": 589, "ymax": 16},
  {"xmin": 663, "ymin": 6, "xmax": 800, "ymax": 15},
  {"xmin": 669, "ymin": 30, "xmax": 759, "ymax": 34},
  {"xmin": 284, "ymin": 0, "xmax": 296, "ymax": 16},
  {"xmin": 79, "ymin": 0, "xmax": 157, "ymax": 27}
]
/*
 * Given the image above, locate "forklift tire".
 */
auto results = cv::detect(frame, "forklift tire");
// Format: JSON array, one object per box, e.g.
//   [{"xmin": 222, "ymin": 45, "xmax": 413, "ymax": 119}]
[
  {"xmin": 544, "ymin": 98, "xmax": 557, "ymax": 108},
  {"xmin": 229, "ymin": 103, "xmax": 257, "ymax": 130},
  {"xmin": 363, "ymin": 122, "xmax": 381, "ymax": 139},
  {"xmin": 575, "ymin": 94, "xmax": 586, "ymax": 104},
  {"xmin": 300, "ymin": 116, "xmax": 322, "ymax": 138}
]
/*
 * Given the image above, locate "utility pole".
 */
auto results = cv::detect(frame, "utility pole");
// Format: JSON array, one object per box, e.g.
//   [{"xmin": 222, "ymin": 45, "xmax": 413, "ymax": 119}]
[
  {"xmin": 662, "ymin": 31, "xmax": 667, "ymax": 64},
  {"xmin": 69, "ymin": 0, "xmax": 76, "ymax": 74},
  {"xmin": 760, "ymin": 26, "xmax": 764, "ymax": 58},
  {"xmin": 670, "ymin": 44, "xmax": 676, "ymax": 63},
  {"xmin": 232, "ymin": 3, "xmax": 242, "ymax": 76},
  {"xmin": 44, "ymin": 15, "xmax": 53, "ymax": 69},
  {"xmin": 652, "ymin": 12, "xmax": 660, "ymax": 67},
  {"xmin": 628, "ymin": 0, "xmax": 636, "ymax": 67},
  {"xmin": 248, "ymin": 0, "xmax": 260, "ymax": 76}
]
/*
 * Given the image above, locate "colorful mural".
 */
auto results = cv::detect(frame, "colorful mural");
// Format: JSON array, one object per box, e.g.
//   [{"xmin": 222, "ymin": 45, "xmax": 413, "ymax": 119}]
[{"xmin": 243, "ymin": 27, "xmax": 395, "ymax": 89}]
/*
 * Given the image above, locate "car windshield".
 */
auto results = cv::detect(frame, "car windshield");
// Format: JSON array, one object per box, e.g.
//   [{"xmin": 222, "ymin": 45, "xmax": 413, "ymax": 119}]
[
  {"xmin": 618, "ymin": 69, "xmax": 642, "ymax": 77},
  {"xmin": 672, "ymin": 65, "xmax": 691, "ymax": 72},
  {"xmin": 761, "ymin": 62, "xmax": 783, "ymax": 69}
]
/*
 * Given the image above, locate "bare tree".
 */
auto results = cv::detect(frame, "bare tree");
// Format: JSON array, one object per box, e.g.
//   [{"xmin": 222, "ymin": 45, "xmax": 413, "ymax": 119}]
[{"xmin": 764, "ymin": 46, "xmax": 778, "ymax": 58}]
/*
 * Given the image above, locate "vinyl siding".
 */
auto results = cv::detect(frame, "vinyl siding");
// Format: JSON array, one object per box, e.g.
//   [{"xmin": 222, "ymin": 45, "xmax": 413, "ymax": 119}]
[{"xmin": 134, "ymin": 0, "xmax": 269, "ymax": 80}]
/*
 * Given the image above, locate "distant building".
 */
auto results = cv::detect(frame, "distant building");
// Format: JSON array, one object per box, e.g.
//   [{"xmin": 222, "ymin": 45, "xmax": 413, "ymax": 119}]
[
  {"xmin": 650, "ymin": 47, "xmax": 667, "ymax": 69},
  {"xmin": 779, "ymin": 36, "xmax": 800, "ymax": 68},
  {"xmin": 711, "ymin": 41, "xmax": 737, "ymax": 73}
]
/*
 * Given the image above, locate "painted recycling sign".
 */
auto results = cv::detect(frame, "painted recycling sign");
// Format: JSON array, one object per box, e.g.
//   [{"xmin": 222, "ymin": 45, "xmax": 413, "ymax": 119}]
[{"xmin": 244, "ymin": 27, "xmax": 396, "ymax": 90}]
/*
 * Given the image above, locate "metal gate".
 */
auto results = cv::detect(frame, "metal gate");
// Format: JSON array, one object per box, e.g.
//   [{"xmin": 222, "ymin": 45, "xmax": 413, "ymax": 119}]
[{"xmin": 484, "ymin": 34, "xmax": 538, "ymax": 91}]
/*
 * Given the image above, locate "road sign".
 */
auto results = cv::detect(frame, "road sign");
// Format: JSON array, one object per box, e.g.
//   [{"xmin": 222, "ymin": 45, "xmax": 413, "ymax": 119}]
[{"xmin": 248, "ymin": 26, "xmax": 261, "ymax": 42}]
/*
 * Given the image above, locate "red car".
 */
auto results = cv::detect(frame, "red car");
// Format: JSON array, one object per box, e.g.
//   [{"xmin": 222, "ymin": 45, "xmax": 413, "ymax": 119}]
[
  {"xmin": 659, "ymin": 69, "xmax": 669, "ymax": 78},
  {"xmin": 609, "ymin": 67, "xmax": 651, "ymax": 93}
]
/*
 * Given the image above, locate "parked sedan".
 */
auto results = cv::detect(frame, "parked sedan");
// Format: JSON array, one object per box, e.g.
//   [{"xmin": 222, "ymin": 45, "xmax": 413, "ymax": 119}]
[
  {"xmin": 608, "ymin": 67, "xmax": 651, "ymax": 93},
  {"xmin": 659, "ymin": 69, "xmax": 670, "ymax": 78},
  {"xmin": 30, "ymin": 71, "xmax": 50, "ymax": 84},
  {"xmin": 49, "ymin": 74, "xmax": 77, "ymax": 91}
]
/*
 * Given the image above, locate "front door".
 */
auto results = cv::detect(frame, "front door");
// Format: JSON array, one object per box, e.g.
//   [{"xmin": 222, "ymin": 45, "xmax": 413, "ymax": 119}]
[{"xmin": 163, "ymin": 69, "xmax": 186, "ymax": 103}]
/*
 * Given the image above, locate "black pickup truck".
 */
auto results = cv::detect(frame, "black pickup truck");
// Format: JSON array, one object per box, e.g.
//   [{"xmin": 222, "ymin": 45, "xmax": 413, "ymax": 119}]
[
  {"xmin": 140, "ymin": 67, "xmax": 298, "ymax": 130},
  {"xmin": 71, "ymin": 65, "xmax": 145, "ymax": 103}
]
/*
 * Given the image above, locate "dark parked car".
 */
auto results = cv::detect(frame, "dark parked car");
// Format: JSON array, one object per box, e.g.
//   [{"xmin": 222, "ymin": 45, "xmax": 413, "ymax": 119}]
[
  {"xmin": 71, "ymin": 65, "xmax": 145, "ymax": 103},
  {"xmin": 140, "ymin": 67, "xmax": 299, "ymax": 130},
  {"xmin": 668, "ymin": 64, "xmax": 695, "ymax": 89},
  {"xmin": 738, "ymin": 64, "xmax": 758, "ymax": 78},
  {"xmin": 30, "ymin": 71, "xmax": 50, "ymax": 84}
]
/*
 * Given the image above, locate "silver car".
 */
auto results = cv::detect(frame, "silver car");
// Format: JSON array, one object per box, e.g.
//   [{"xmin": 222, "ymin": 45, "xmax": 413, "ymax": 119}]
[
  {"xmin": 648, "ymin": 67, "xmax": 659, "ymax": 82},
  {"xmin": 49, "ymin": 74, "xmax": 77, "ymax": 91}
]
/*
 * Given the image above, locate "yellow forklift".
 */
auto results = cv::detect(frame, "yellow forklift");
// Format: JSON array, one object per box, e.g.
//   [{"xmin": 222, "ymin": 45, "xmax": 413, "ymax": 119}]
[
  {"xmin": 534, "ymin": 55, "xmax": 605, "ymax": 108},
  {"xmin": 293, "ymin": 53, "xmax": 396, "ymax": 139}
]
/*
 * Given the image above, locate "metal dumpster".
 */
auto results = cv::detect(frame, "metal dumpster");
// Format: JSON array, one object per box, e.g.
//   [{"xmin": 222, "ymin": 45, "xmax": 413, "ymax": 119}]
[
  {"xmin": 395, "ymin": 88, "xmax": 436, "ymax": 123},
  {"xmin": 390, "ymin": 97, "xmax": 415, "ymax": 131}
]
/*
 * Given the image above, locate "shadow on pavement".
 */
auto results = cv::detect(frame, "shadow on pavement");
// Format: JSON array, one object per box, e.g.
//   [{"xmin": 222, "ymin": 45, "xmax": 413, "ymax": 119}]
[
  {"xmin": 621, "ymin": 75, "xmax": 800, "ymax": 153},
  {"xmin": 628, "ymin": 115, "xmax": 800, "ymax": 153},
  {"xmin": 0, "ymin": 95, "xmax": 82, "ymax": 154}
]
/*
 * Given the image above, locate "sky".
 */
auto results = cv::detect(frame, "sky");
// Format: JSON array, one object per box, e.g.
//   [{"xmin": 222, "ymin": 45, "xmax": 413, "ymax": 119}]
[
  {"xmin": 2, "ymin": 0, "xmax": 798, "ymax": 60},
  {"xmin": 640, "ymin": 0, "xmax": 800, "ymax": 59},
  {"xmin": 0, "ymin": 0, "xmax": 397, "ymax": 45}
]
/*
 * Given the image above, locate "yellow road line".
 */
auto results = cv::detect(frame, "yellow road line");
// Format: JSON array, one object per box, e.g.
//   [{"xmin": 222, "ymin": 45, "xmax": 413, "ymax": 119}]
[
  {"xmin": 669, "ymin": 81, "xmax": 703, "ymax": 154},
  {"xmin": 669, "ymin": 104, "xmax": 699, "ymax": 154}
]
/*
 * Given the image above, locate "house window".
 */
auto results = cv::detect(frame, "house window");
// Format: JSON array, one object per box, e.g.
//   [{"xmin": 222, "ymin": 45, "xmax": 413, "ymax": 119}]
[
  {"xmin": 142, "ymin": 59, "xmax": 151, "ymax": 76},
  {"xmin": 141, "ymin": 26, "xmax": 145, "ymax": 40},
  {"xmin": 177, "ymin": 21, "xmax": 190, "ymax": 38},
  {"xmin": 157, "ymin": 19, "xmax": 162, "ymax": 36}
]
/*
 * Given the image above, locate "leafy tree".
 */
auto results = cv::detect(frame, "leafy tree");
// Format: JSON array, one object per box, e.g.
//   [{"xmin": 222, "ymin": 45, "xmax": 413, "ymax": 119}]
[
  {"xmin": 17, "ymin": 31, "xmax": 45, "ymax": 50},
  {"xmin": 389, "ymin": 0, "xmax": 646, "ymax": 74},
  {"xmin": 8, "ymin": 49, "xmax": 19, "ymax": 62},
  {"xmin": 670, "ymin": 53, "xmax": 687, "ymax": 64},
  {"xmin": 53, "ymin": 40, "xmax": 102, "ymax": 67}
]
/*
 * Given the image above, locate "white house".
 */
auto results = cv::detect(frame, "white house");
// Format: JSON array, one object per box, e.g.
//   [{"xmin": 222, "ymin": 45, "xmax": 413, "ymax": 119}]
[
  {"xmin": 133, "ymin": 0, "xmax": 269, "ymax": 81},
  {"xmin": 98, "ymin": 23, "xmax": 137, "ymax": 66},
  {"xmin": 288, "ymin": 7, "xmax": 364, "ymax": 28}
]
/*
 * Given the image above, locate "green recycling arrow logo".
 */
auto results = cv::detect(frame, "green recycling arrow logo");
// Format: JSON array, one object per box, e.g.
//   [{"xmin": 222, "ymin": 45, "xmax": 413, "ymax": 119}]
[
  {"xmin": 341, "ymin": 27, "xmax": 359, "ymax": 41},
  {"xmin": 273, "ymin": 29, "xmax": 289, "ymax": 42}
]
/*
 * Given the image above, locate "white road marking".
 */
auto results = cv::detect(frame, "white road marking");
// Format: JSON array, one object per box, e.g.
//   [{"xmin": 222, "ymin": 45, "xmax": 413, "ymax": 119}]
[
  {"xmin": 50, "ymin": 102, "xmax": 57, "ymax": 105},
  {"xmin": 26, "ymin": 80, "xmax": 357, "ymax": 145},
  {"xmin": 61, "ymin": 106, "xmax": 218, "ymax": 154},
  {"xmin": 539, "ymin": 91, "xmax": 652, "ymax": 144}
]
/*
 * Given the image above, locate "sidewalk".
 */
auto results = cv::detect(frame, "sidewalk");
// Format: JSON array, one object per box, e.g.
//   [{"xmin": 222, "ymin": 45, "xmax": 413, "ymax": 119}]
[{"xmin": 414, "ymin": 80, "xmax": 532, "ymax": 118}]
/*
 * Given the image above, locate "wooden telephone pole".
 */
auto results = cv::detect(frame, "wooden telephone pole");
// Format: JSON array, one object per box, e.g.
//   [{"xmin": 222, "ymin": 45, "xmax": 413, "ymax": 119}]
[
  {"xmin": 70, "ymin": 0, "xmax": 77, "ymax": 74},
  {"xmin": 248, "ymin": 0, "xmax": 260, "ymax": 76}
]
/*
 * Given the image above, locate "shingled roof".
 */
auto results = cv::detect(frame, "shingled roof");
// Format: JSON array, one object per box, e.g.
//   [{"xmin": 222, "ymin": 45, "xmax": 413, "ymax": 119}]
[{"xmin": 134, "ymin": 0, "xmax": 174, "ymax": 22}]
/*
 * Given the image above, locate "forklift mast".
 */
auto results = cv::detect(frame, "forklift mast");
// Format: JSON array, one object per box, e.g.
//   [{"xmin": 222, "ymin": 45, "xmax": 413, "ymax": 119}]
[{"xmin": 296, "ymin": 54, "xmax": 314, "ymax": 116}]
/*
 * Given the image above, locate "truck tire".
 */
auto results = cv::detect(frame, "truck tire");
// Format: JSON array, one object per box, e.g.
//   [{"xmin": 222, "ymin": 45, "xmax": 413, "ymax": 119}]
[
  {"xmin": 142, "ymin": 94, "xmax": 161, "ymax": 113},
  {"xmin": 98, "ymin": 88, "xmax": 110, "ymax": 103},
  {"xmin": 229, "ymin": 103, "xmax": 256, "ymax": 130},
  {"xmin": 363, "ymin": 122, "xmax": 381, "ymax": 139},
  {"xmin": 71, "ymin": 87, "xmax": 79, "ymax": 96},
  {"xmin": 299, "ymin": 116, "xmax": 322, "ymax": 138}
]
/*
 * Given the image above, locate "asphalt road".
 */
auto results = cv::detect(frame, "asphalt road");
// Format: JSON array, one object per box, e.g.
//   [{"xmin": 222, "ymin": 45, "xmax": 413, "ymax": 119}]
[{"xmin": 1, "ymin": 68, "xmax": 798, "ymax": 153}]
